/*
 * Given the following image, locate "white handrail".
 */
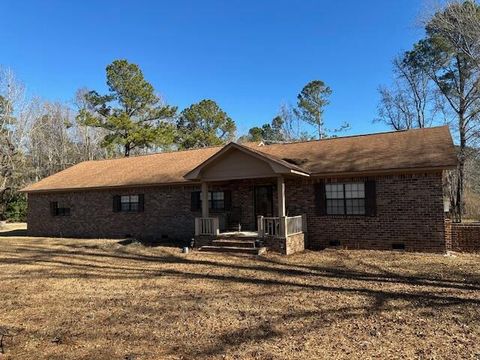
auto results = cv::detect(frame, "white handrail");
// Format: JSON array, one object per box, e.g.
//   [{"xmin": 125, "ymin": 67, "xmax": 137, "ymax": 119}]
[
  {"xmin": 286, "ymin": 215, "xmax": 303, "ymax": 236},
  {"xmin": 264, "ymin": 217, "xmax": 280, "ymax": 236},
  {"xmin": 258, "ymin": 214, "xmax": 306, "ymax": 238},
  {"xmin": 195, "ymin": 217, "xmax": 220, "ymax": 236}
]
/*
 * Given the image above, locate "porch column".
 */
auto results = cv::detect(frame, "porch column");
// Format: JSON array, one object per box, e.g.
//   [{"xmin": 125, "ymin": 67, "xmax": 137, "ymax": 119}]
[
  {"xmin": 277, "ymin": 176, "xmax": 286, "ymax": 217},
  {"xmin": 201, "ymin": 181, "xmax": 209, "ymax": 218}
]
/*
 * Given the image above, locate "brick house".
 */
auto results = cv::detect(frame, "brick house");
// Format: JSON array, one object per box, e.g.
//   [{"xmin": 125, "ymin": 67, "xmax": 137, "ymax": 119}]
[{"xmin": 21, "ymin": 126, "xmax": 458, "ymax": 254}]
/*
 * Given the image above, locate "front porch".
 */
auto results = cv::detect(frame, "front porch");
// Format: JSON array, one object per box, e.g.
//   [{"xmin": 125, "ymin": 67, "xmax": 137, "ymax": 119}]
[
  {"xmin": 190, "ymin": 177, "xmax": 307, "ymax": 255},
  {"xmin": 193, "ymin": 217, "xmax": 306, "ymax": 255},
  {"xmin": 184, "ymin": 142, "xmax": 309, "ymax": 255}
]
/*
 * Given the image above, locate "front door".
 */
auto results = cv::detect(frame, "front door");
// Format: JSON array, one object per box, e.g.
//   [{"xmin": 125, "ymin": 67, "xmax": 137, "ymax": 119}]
[{"xmin": 254, "ymin": 185, "xmax": 274, "ymax": 225}]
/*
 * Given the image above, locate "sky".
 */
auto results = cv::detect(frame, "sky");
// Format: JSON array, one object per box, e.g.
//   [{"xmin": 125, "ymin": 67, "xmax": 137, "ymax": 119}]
[{"xmin": 1, "ymin": 0, "xmax": 429, "ymax": 137}]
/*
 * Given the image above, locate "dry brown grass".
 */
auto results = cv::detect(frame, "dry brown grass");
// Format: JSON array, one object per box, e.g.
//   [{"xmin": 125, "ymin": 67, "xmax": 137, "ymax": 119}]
[{"xmin": 0, "ymin": 224, "xmax": 479, "ymax": 360}]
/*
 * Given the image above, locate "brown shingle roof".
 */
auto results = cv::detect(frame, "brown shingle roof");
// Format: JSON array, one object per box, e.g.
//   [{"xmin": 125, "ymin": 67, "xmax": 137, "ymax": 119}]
[
  {"xmin": 21, "ymin": 126, "xmax": 457, "ymax": 193},
  {"xmin": 248, "ymin": 125, "xmax": 458, "ymax": 175}
]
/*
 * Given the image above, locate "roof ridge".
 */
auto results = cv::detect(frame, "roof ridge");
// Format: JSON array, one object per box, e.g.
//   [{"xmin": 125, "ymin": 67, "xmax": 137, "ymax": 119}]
[{"xmin": 257, "ymin": 125, "xmax": 449, "ymax": 148}]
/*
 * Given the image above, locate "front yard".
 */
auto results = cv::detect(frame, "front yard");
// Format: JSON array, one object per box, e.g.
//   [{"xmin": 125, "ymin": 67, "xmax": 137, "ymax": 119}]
[{"xmin": 0, "ymin": 224, "xmax": 479, "ymax": 359}]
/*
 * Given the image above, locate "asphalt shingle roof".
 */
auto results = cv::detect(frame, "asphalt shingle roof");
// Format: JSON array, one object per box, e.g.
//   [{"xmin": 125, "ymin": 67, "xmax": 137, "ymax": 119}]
[{"xmin": 22, "ymin": 126, "xmax": 457, "ymax": 193}]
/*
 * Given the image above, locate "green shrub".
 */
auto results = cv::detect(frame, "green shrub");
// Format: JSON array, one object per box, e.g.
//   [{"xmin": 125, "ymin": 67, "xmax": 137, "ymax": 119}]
[{"xmin": 5, "ymin": 193, "xmax": 27, "ymax": 222}]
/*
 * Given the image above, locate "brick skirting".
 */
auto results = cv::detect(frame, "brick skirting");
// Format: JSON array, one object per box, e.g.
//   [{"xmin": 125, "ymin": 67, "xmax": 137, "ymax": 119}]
[{"xmin": 445, "ymin": 220, "xmax": 480, "ymax": 252}]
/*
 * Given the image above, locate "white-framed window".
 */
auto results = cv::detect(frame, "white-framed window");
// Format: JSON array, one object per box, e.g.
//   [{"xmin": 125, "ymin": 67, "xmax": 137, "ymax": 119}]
[{"xmin": 326, "ymin": 182, "xmax": 365, "ymax": 215}]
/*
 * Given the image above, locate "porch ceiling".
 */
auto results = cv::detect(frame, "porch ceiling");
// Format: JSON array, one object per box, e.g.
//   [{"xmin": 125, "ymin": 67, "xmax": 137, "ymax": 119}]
[{"xmin": 184, "ymin": 142, "xmax": 310, "ymax": 182}]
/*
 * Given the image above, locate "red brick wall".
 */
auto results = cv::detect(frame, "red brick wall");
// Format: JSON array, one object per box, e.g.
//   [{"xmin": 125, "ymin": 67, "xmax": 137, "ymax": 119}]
[
  {"xmin": 446, "ymin": 221, "xmax": 480, "ymax": 252},
  {"xmin": 285, "ymin": 172, "xmax": 446, "ymax": 253},
  {"xmin": 27, "ymin": 178, "xmax": 279, "ymax": 240},
  {"xmin": 28, "ymin": 185, "xmax": 199, "ymax": 240},
  {"xmin": 27, "ymin": 172, "xmax": 447, "ymax": 252},
  {"xmin": 445, "ymin": 220, "xmax": 452, "ymax": 251}
]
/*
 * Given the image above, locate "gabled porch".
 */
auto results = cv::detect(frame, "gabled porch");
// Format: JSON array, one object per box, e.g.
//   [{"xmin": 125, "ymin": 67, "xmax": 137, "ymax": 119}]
[
  {"xmin": 194, "ymin": 214, "xmax": 307, "ymax": 255},
  {"xmin": 184, "ymin": 142, "xmax": 309, "ymax": 255}
]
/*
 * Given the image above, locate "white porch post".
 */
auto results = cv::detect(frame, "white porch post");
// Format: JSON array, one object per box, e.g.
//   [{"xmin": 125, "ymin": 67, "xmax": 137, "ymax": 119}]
[
  {"xmin": 278, "ymin": 176, "xmax": 286, "ymax": 238},
  {"xmin": 257, "ymin": 215, "xmax": 265, "ymax": 237},
  {"xmin": 201, "ymin": 182, "xmax": 209, "ymax": 218},
  {"xmin": 277, "ymin": 176, "xmax": 286, "ymax": 217}
]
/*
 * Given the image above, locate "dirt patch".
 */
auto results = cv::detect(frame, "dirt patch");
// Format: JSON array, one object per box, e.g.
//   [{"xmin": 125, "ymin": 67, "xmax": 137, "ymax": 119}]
[{"xmin": 0, "ymin": 225, "xmax": 479, "ymax": 359}]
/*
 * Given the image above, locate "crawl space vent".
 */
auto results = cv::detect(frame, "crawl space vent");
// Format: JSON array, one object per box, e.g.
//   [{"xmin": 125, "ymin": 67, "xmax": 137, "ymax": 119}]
[{"xmin": 392, "ymin": 243, "xmax": 405, "ymax": 250}]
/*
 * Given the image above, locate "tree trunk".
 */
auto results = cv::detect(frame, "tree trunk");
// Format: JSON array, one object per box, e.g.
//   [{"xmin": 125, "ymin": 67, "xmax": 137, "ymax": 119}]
[
  {"xmin": 452, "ymin": 54, "xmax": 467, "ymax": 223},
  {"xmin": 454, "ymin": 118, "xmax": 467, "ymax": 222},
  {"xmin": 124, "ymin": 143, "xmax": 130, "ymax": 157}
]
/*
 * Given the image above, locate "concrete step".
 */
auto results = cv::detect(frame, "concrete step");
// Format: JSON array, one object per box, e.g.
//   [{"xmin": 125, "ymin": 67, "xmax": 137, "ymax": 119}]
[
  {"xmin": 199, "ymin": 246, "xmax": 266, "ymax": 255},
  {"xmin": 218, "ymin": 236, "xmax": 259, "ymax": 242},
  {"xmin": 212, "ymin": 239, "xmax": 256, "ymax": 248},
  {"xmin": 219, "ymin": 232, "xmax": 259, "ymax": 241}
]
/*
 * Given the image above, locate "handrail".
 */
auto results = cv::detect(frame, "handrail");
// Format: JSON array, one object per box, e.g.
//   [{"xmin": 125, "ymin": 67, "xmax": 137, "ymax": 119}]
[
  {"xmin": 195, "ymin": 217, "xmax": 220, "ymax": 236},
  {"xmin": 257, "ymin": 214, "xmax": 307, "ymax": 238},
  {"xmin": 286, "ymin": 215, "xmax": 303, "ymax": 236}
]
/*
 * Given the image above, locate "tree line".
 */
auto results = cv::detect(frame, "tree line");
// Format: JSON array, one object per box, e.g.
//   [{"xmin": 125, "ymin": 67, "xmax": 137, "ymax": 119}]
[
  {"xmin": 0, "ymin": 56, "xmax": 340, "ymax": 221},
  {"xmin": 376, "ymin": 0, "xmax": 480, "ymax": 222},
  {"xmin": 1, "ymin": 0, "xmax": 479, "ymax": 222}
]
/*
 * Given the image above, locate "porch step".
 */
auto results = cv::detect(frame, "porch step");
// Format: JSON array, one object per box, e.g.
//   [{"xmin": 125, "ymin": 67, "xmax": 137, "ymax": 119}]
[
  {"xmin": 212, "ymin": 239, "xmax": 256, "ymax": 248},
  {"xmin": 199, "ymin": 245, "xmax": 267, "ymax": 255},
  {"xmin": 218, "ymin": 231, "xmax": 259, "ymax": 240}
]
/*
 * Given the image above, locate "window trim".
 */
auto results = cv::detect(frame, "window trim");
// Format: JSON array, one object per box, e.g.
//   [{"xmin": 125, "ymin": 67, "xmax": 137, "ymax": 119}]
[{"xmin": 325, "ymin": 182, "xmax": 366, "ymax": 216}]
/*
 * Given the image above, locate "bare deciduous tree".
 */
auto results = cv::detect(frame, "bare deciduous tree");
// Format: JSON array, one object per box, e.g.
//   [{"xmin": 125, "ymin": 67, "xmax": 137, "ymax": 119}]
[
  {"xmin": 426, "ymin": 0, "xmax": 480, "ymax": 69},
  {"xmin": 73, "ymin": 88, "xmax": 109, "ymax": 161},
  {"xmin": 376, "ymin": 56, "xmax": 434, "ymax": 130},
  {"xmin": 0, "ymin": 67, "xmax": 32, "ymax": 220},
  {"xmin": 277, "ymin": 103, "xmax": 313, "ymax": 141},
  {"xmin": 413, "ymin": 1, "xmax": 480, "ymax": 221},
  {"xmin": 28, "ymin": 102, "xmax": 77, "ymax": 181},
  {"xmin": 379, "ymin": 1, "xmax": 480, "ymax": 221}
]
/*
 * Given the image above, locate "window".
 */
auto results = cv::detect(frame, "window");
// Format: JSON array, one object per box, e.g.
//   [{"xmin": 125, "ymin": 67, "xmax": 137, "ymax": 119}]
[
  {"xmin": 325, "ymin": 182, "xmax": 365, "ymax": 215},
  {"xmin": 191, "ymin": 191, "xmax": 231, "ymax": 211},
  {"xmin": 50, "ymin": 202, "xmax": 71, "ymax": 217},
  {"xmin": 209, "ymin": 191, "xmax": 225, "ymax": 210},
  {"xmin": 121, "ymin": 195, "xmax": 139, "ymax": 212},
  {"xmin": 113, "ymin": 194, "xmax": 144, "ymax": 213}
]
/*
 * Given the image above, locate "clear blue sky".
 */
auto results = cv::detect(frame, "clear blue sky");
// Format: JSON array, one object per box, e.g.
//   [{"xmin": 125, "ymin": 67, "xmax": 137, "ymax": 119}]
[{"xmin": 1, "ymin": 0, "xmax": 427, "ymax": 136}]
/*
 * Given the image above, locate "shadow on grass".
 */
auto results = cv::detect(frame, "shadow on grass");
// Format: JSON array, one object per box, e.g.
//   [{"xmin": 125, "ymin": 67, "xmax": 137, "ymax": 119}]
[
  {"xmin": 1, "ymin": 240, "xmax": 480, "ymax": 358},
  {"xmin": 2, "ymin": 242, "xmax": 480, "ymax": 292},
  {"xmin": 117, "ymin": 238, "xmax": 185, "ymax": 248},
  {"xmin": 0, "ymin": 229, "xmax": 28, "ymax": 237}
]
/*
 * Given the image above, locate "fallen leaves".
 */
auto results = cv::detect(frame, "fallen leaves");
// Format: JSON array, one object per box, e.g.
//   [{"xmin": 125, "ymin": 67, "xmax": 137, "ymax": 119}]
[{"xmin": 0, "ymin": 229, "xmax": 479, "ymax": 359}]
